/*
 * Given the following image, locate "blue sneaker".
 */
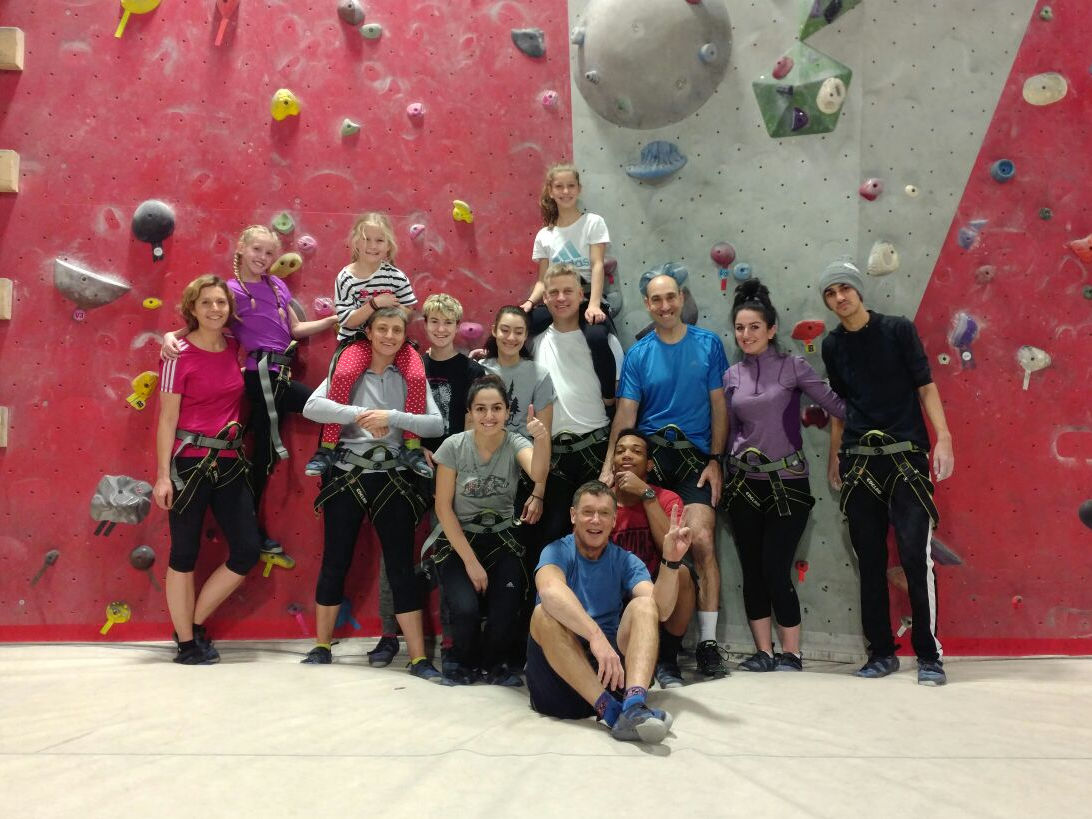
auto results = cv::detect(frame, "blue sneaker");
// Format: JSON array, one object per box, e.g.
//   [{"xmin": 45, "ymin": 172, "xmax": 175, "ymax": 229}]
[
  {"xmin": 611, "ymin": 703, "xmax": 668, "ymax": 744},
  {"xmin": 441, "ymin": 661, "xmax": 477, "ymax": 686},
  {"xmin": 300, "ymin": 646, "xmax": 332, "ymax": 664},
  {"xmin": 917, "ymin": 659, "xmax": 947, "ymax": 686},
  {"xmin": 775, "ymin": 652, "xmax": 803, "ymax": 672},
  {"xmin": 485, "ymin": 663, "xmax": 523, "ymax": 687},
  {"xmin": 367, "ymin": 635, "xmax": 400, "ymax": 667},
  {"xmin": 647, "ymin": 705, "xmax": 674, "ymax": 732},
  {"xmin": 739, "ymin": 650, "xmax": 777, "ymax": 672},
  {"xmin": 855, "ymin": 654, "xmax": 899, "ymax": 678},
  {"xmin": 654, "ymin": 661, "xmax": 685, "ymax": 689},
  {"xmin": 408, "ymin": 658, "xmax": 443, "ymax": 683}
]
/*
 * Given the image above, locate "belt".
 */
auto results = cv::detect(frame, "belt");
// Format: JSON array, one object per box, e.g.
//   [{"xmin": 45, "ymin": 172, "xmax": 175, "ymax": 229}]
[
  {"xmin": 723, "ymin": 446, "xmax": 813, "ymax": 517},
  {"xmin": 552, "ymin": 426, "xmax": 609, "ymax": 454},
  {"xmin": 423, "ymin": 510, "xmax": 523, "ymax": 566},
  {"xmin": 170, "ymin": 422, "xmax": 250, "ymax": 514},
  {"xmin": 339, "ymin": 445, "xmax": 401, "ymax": 471},
  {"xmin": 727, "ymin": 448, "xmax": 806, "ymax": 474},
  {"xmin": 313, "ymin": 447, "xmax": 426, "ymax": 520},
  {"xmin": 648, "ymin": 424, "xmax": 695, "ymax": 450}
]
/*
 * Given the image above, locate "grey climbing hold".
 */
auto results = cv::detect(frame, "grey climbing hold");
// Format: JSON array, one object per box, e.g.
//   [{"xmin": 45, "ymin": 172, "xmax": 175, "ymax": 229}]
[
  {"xmin": 338, "ymin": 0, "xmax": 364, "ymax": 25},
  {"xmin": 53, "ymin": 258, "xmax": 131, "ymax": 309},
  {"xmin": 132, "ymin": 199, "xmax": 175, "ymax": 261},
  {"xmin": 867, "ymin": 241, "xmax": 899, "ymax": 276},
  {"xmin": 272, "ymin": 211, "xmax": 295, "ymax": 234},
  {"xmin": 90, "ymin": 475, "xmax": 153, "ymax": 527},
  {"xmin": 699, "ymin": 43, "xmax": 718, "ymax": 64},
  {"xmin": 359, "ymin": 23, "xmax": 382, "ymax": 39},
  {"xmin": 130, "ymin": 545, "xmax": 161, "ymax": 589},
  {"xmin": 625, "ymin": 141, "xmax": 687, "ymax": 181},
  {"xmin": 341, "ymin": 118, "xmax": 361, "ymax": 137},
  {"xmin": 511, "ymin": 28, "xmax": 545, "ymax": 58},
  {"xmin": 570, "ymin": 26, "xmax": 585, "ymax": 46},
  {"xmin": 584, "ymin": 70, "xmax": 600, "ymax": 84}
]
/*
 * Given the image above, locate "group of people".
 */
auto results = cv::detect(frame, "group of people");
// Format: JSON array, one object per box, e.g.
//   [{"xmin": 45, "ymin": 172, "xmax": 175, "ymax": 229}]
[{"xmin": 152, "ymin": 163, "xmax": 956, "ymax": 745}]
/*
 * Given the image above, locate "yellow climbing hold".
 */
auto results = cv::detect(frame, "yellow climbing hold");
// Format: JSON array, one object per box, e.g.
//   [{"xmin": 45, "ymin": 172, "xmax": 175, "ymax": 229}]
[
  {"xmin": 114, "ymin": 0, "xmax": 161, "ymax": 39},
  {"xmin": 142, "ymin": 297, "xmax": 162, "ymax": 310},
  {"xmin": 270, "ymin": 252, "xmax": 303, "ymax": 278},
  {"xmin": 452, "ymin": 200, "xmax": 474, "ymax": 224},
  {"xmin": 271, "ymin": 88, "xmax": 301, "ymax": 121},
  {"xmin": 126, "ymin": 371, "xmax": 159, "ymax": 411}
]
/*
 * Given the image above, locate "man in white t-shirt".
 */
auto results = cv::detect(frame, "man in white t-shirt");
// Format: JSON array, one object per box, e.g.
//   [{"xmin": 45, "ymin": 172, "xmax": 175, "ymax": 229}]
[{"xmin": 532, "ymin": 264, "xmax": 624, "ymax": 545}]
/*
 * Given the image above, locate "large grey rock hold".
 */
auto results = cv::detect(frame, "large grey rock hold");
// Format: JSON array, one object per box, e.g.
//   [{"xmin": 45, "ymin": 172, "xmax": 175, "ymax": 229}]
[
  {"xmin": 511, "ymin": 28, "xmax": 545, "ymax": 58},
  {"xmin": 53, "ymin": 258, "xmax": 131, "ymax": 309},
  {"xmin": 90, "ymin": 475, "xmax": 153, "ymax": 525}
]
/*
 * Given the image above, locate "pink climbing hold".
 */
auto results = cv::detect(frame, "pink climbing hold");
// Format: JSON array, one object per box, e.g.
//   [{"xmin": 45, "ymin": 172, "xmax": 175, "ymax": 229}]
[
  {"xmin": 409, "ymin": 224, "xmax": 425, "ymax": 240},
  {"xmin": 457, "ymin": 322, "xmax": 484, "ymax": 346},
  {"xmin": 801, "ymin": 404, "xmax": 830, "ymax": 429},
  {"xmin": 859, "ymin": 178, "xmax": 884, "ymax": 201},
  {"xmin": 296, "ymin": 235, "xmax": 317, "ymax": 255},
  {"xmin": 406, "ymin": 103, "xmax": 425, "ymax": 120},
  {"xmin": 772, "ymin": 56, "xmax": 793, "ymax": 80},
  {"xmin": 710, "ymin": 241, "xmax": 736, "ymax": 268},
  {"xmin": 313, "ymin": 297, "xmax": 334, "ymax": 318},
  {"xmin": 1066, "ymin": 233, "xmax": 1092, "ymax": 263},
  {"xmin": 540, "ymin": 90, "xmax": 559, "ymax": 108}
]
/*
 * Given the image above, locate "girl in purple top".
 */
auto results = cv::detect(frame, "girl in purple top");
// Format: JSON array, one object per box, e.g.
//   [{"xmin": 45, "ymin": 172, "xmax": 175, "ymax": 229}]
[
  {"xmin": 721, "ymin": 279, "xmax": 845, "ymax": 672},
  {"xmin": 163, "ymin": 225, "xmax": 337, "ymax": 552}
]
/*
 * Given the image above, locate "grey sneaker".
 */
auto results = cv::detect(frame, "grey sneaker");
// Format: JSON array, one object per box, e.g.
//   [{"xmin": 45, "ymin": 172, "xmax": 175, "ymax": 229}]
[
  {"xmin": 917, "ymin": 659, "xmax": 947, "ymax": 686},
  {"xmin": 855, "ymin": 654, "xmax": 899, "ymax": 678},
  {"xmin": 775, "ymin": 652, "xmax": 803, "ymax": 672},
  {"xmin": 367, "ymin": 635, "xmax": 400, "ymax": 667},
  {"xmin": 610, "ymin": 703, "xmax": 667, "ymax": 744},
  {"xmin": 654, "ymin": 661, "xmax": 685, "ymax": 689},
  {"xmin": 738, "ymin": 650, "xmax": 777, "ymax": 672},
  {"xmin": 408, "ymin": 658, "xmax": 443, "ymax": 683}
]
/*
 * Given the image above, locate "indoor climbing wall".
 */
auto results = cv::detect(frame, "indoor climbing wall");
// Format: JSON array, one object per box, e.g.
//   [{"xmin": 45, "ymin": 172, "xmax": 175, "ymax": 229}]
[
  {"xmin": 569, "ymin": 0, "xmax": 1090, "ymax": 657},
  {"xmin": 0, "ymin": 2, "xmax": 571, "ymax": 640}
]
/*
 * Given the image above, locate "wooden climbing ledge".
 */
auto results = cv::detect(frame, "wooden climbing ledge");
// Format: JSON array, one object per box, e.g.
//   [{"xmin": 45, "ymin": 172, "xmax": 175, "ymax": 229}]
[
  {"xmin": 0, "ymin": 406, "xmax": 8, "ymax": 448},
  {"xmin": 0, "ymin": 28, "xmax": 24, "ymax": 71},
  {"xmin": 0, "ymin": 277, "xmax": 12, "ymax": 320},
  {"xmin": 0, "ymin": 150, "xmax": 18, "ymax": 193}
]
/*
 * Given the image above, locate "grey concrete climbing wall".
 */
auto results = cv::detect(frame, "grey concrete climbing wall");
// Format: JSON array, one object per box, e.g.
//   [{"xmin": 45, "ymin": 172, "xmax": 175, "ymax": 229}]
[{"xmin": 568, "ymin": 0, "xmax": 1036, "ymax": 659}]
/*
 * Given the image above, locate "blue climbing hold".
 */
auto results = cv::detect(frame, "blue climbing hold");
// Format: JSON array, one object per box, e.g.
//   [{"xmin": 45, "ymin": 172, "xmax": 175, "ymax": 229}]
[
  {"xmin": 639, "ymin": 262, "xmax": 690, "ymax": 295},
  {"xmin": 989, "ymin": 159, "xmax": 1015, "ymax": 182},
  {"xmin": 732, "ymin": 262, "xmax": 753, "ymax": 281},
  {"xmin": 957, "ymin": 219, "xmax": 987, "ymax": 250},
  {"xmin": 625, "ymin": 141, "xmax": 688, "ymax": 181}
]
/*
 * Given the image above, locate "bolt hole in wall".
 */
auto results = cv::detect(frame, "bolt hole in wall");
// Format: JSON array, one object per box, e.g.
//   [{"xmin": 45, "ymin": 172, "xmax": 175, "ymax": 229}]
[{"xmin": 0, "ymin": 3, "xmax": 572, "ymax": 640}]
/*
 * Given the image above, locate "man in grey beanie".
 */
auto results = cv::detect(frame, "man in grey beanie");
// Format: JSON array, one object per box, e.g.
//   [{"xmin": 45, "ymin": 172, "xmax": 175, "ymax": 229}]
[{"xmin": 819, "ymin": 258, "xmax": 955, "ymax": 686}]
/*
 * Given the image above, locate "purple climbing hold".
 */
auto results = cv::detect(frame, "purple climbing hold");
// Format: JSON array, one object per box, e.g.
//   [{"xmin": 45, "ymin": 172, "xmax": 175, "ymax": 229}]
[
  {"xmin": 511, "ymin": 28, "xmax": 545, "ymax": 59},
  {"xmin": 791, "ymin": 107, "xmax": 809, "ymax": 131},
  {"xmin": 772, "ymin": 56, "xmax": 793, "ymax": 80},
  {"xmin": 957, "ymin": 219, "xmax": 987, "ymax": 250},
  {"xmin": 824, "ymin": 0, "xmax": 844, "ymax": 23}
]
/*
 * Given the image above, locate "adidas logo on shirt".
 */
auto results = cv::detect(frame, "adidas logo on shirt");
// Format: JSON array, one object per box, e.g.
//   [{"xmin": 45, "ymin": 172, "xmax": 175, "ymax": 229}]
[{"xmin": 552, "ymin": 241, "xmax": 590, "ymax": 269}]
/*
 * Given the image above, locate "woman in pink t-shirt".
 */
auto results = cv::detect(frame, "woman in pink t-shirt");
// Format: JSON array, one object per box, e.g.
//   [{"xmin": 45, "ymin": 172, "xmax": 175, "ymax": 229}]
[{"xmin": 154, "ymin": 275, "xmax": 262, "ymax": 665}]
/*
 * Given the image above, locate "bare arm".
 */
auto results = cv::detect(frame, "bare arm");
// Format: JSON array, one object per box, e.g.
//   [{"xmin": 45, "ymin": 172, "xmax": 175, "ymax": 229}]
[
  {"xmin": 598, "ymin": 397, "xmax": 639, "ymax": 484},
  {"xmin": 153, "ymin": 392, "xmax": 181, "ymax": 510},
  {"xmin": 648, "ymin": 502, "xmax": 691, "ymax": 619},
  {"xmin": 695, "ymin": 388, "xmax": 727, "ymax": 506},
  {"xmin": 537, "ymin": 564, "xmax": 605, "ymax": 642},
  {"xmin": 918, "ymin": 382, "xmax": 954, "ymax": 481},
  {"xmin": 522, "ymin": 259, "xmax": 550, "ymax": 309},
  {"xmin": 434, "ymin": 464, "xmax": 488, "ymax": 592},
  {"xmin": 584, "ymin": 243, "xmax": 606, "ymax": 324},
  {"xmin": 289, "ymin": 308, "xmax": 337, "ymax": 339},
  {"xmin": 828, "ymin": 416, "xmax": 844, "ymax": 490}
]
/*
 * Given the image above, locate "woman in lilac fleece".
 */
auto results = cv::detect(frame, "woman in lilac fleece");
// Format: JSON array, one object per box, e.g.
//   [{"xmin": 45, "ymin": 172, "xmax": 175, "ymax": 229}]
[{"xmin": 721, "ymin": 279, "xmax": 845, "ymax": 672}]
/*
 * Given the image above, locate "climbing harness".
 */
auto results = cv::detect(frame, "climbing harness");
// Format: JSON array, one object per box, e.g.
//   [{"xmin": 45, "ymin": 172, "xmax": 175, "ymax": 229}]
[
  {"xmin": 722, "ymin": 447, "xmax": 814, "ymax": 517},
  {"xmin": 313, "ymin": 444, "xmax": 427, "ymax": 521},
  {"xmin": 840, "ymin": 430, "xmax": 938, "ymax": 527},
  {"xmin": 249, "ymin": 340, "xmax": 298, "ymax": 462},
  {"xmin": 170, "ymin": 422, "xmax": 249, "ymax": 514}
]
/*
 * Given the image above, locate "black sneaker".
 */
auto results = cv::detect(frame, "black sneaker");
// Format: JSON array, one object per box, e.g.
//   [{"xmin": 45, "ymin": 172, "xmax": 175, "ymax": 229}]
[
  {"xmin": 193, "ymin": 624, "xmax": 220, "ymax": 663},
  {"xmin": 173, "ymin": 639, "xmax": 216, "ymax": 665},
  {"xmin": 398, "ymin": 446, "xmax": 434, "ymax": 479},
  {"xmin": 301, "ymin": 646, "xmax": 332, "ymax": 664},
  {"xmin": 775, "ymin": 652, "xmax": 803, "ymax": 672},
  {"xmin": 855, "ymin": 654, "xmax": 899, "ymax": 678},
  {"xmin": 442, "ymin": 661, "xmax": 478, "ymax": 686},
  {"xmin": 485, "ymin": 663, "xmax": 523, "ymax": 687},
  {"xmin": 259, "ymin": 538, "xmax": 284, "ymax": 555},
  {"xmin": 738, "ymin": 650, "xmax": 777, "ymax": 672},
  {"xmin": 695, "ymin": 639, "xmax": 730, "ymax": 679},
  {"xmin": 917, "ymin": 659, "xmax": 947, "ymax": 686},
  {"xmin": 367, "ymin": 635, "xmax": 400, "ymax": 667},
  {"xmin": 304, "ymin": 449, "xmax": 334, "ymax": 478}
]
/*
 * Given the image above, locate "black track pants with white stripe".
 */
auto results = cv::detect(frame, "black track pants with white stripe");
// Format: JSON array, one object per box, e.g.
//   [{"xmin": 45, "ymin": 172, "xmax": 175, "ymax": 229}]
[{"xmin": 841, "ymin": 453, "xmax": 941, "ymax": 662}]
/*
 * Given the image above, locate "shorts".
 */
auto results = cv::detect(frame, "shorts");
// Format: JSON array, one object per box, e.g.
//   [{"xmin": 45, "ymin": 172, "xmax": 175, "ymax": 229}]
[
  {"xmin": 649, "ymin": 443, "xmax": 713, "ymax": 507},
  {"xmin": 525, "ymin": 634, "xmax": 623, "ymax": 720}
]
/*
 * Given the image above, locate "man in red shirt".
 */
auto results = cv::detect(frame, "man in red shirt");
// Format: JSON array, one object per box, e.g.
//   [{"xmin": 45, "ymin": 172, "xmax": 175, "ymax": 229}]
[{"xmin": 610, "ymin": 429, "xmax": 697, "ymax": 688}]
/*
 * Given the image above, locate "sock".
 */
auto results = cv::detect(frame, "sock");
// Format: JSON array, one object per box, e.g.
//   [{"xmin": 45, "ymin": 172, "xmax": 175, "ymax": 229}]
[
  {"xmin": 659, "ymin": 629, "xmax": 682, "ymax": 664},
  {"xmin": 177, "ymin": 639, "xmax": 196, "ymax": 652},
  {"xmin": 622, "ymin": 686, "xmax": 648, "ymax": 712},
  {"xmin": 320, "ymin": 443, "xmax": 336, "ymax": 451},
  {"xmin": 594, "ymin": 691, "xmax": 622, "ymax": 727},
  {"xmin": 698, "ymin": 611, "xmax": 718, "ymax": 642},
  {"xmin": 316, "ymin": 642, "xmax": 332, "ymax": 650},
  {"xmin": 405, "ymin": 438, "xmax": 421, "ymax": 450}
]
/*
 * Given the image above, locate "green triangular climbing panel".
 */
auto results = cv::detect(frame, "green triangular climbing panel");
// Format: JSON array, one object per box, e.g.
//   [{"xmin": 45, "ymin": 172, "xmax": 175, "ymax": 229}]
[
  {"xmin": 752, "ymin": 42, "xmax": 852, "ymax": 138},
  {"xmin": 799, "ymin": 0, "xmax": 863, "ymax": 41}
]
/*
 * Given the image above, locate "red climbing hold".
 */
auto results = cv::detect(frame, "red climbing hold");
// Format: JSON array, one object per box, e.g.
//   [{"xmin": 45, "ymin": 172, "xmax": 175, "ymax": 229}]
[{"xmin": 791, "ymin": 319, "xmax": 826, "ymax": 353}]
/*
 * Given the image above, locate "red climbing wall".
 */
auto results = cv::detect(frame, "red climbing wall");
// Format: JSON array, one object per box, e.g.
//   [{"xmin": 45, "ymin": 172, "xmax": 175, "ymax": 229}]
[
  {"xmin": 914, "ymin": 0, "xmax": 1092, "ymax": 654},
  {"xmin": 0, "ymin": 2, "xmax": 571, "ymax": 640}
]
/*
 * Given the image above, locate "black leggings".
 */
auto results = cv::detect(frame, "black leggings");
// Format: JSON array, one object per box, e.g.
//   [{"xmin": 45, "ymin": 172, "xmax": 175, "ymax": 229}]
[
  {"xmin": 436, "ymin": 535, "xmax": 526, "ymax": 668},
  {"xmin": 530, "ymin": 302, "xmax": 615, "ymax": 400},
  {"xmin": 726, "ymin": 477, "xmax": 812, "ymax": 627},
  {"xmin": 315, "ymin": 472, "xmax": 423, "ymax": 611},
  {"xmin": 167, "ymin": 458, "xmax": 261, "ymax": 575},
  {"xmin": 243, "ymin": 371, "xmax": 312, "ymax": 514}
]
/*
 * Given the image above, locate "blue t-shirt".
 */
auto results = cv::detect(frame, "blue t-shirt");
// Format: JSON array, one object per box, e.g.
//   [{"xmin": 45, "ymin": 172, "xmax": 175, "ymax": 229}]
[
  {"xmin": 617, "ymin": 325, "xmax": 729, "ymax": 453},
  {"xmin": 535, "ymin": 534, "xmax": 651, "ymax": 641}
]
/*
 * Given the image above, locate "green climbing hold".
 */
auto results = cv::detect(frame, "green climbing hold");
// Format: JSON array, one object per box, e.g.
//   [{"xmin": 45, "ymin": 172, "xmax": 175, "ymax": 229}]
[
  {"xmin": 799, "ymin": 0, "xmax": 863, "ymax": 42},
  {"xmin": 1039, "ymin": 6, "xmax": 1053, "ymax": 21},
  {"xmin": 341, "ymin": 118, "xmax": 361, "ymax": 137},
  {"xmin": 272, "ymin": 212, "xmax": 295, "ymax": 234},
  {"xmin": 753, "ymin": 42, "xmax": 852, "ymax": 138},
  {"xmin": 1039, "ymin": 207, "xmax": 1053, "ymax": 220},
  {"xmin": 360, "ymin": 23, "xmax": 382, "ymax": 39},
  {"xmin": 1082, "ymin": 285, "xmax": 1092, "ymax": 299}
]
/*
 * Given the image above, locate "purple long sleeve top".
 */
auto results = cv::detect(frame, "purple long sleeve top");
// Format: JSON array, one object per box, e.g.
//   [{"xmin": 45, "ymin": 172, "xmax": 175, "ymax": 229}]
[{"xmin": 722, "ymin": 347, "xmax": 846, "ymax": 480}]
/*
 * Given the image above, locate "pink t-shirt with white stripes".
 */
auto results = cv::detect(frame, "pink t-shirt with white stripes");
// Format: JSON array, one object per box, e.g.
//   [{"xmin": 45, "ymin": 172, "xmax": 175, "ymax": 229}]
[{"xmin": 159, "ymin": 337, "xmax": 244, "ymax": 458}]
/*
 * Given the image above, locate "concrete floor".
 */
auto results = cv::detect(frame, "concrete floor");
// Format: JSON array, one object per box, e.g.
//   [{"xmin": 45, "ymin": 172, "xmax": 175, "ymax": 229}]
[{"xmin": 1, "ymin": 641, "xmax": 1090, "ymax": 818}]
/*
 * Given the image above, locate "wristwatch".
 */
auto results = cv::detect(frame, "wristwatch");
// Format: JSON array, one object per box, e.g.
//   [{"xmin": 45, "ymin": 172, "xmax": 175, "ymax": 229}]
[
  {"xmin": 660, "ymin": 557, "xmax": 682, "ymax": 570},
  {"xmin": 641, "ymin": 487, "xmax": 656, "ymax": 501}
]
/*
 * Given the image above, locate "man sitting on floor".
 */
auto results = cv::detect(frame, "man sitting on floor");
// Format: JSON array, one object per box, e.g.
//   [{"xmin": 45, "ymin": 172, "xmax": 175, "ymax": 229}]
[{"xmin": 526, "ymin": 481, "xmax": 692, "ymax": 744}]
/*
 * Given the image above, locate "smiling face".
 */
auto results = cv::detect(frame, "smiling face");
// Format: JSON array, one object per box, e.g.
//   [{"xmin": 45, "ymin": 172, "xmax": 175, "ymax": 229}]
[
  {"xmin": 822, "ymin": 282, "xmax": 865, "ymax": 324},
  {"xmin": 734, "ymin": 308, "xmax": 776, "ymax": 355},
  {"xmin": 424, "ymin": 311, "xmax": 458, "ymax": 351},
  {"xmin": 543, "ymin": 270, "xmax": 582, "ymax": 323},
  {"xmin": 492, "ymin": 312, "xmax": 529, "ymax": 361},
  {"xmin": 612, "ymin": 434, "xmax": 650, "ymax": 481},
  {"xmin": 352, "ymin": 223, "xmax": 392, "ymax": 268},
  {"xmin": 571, "ymin": 490, "xmax": 617, "ymax": 556},
  {"xmin": 193, "ymin": 284, "xmax": 232, "ymax": 332},
  {"xmin": 548, "ymin": 170, "xmax": 581, "ymax": 212},
  {"xmin": 644, "ymin": 274, "xmax": 682, "ymax": 331},
  {"xmin": 236, "ymin": 233, "xmax": 280, "ymax": 279},
  {"xmin": 469, "ymin": 387, "xmax": 509, "ymax": 436},
  {"xmin": 365, "ymin": 314, "xmax": 406, "ymax": 361}
]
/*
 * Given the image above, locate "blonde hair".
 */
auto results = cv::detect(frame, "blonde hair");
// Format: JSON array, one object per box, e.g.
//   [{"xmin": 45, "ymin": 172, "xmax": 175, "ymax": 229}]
[
  {"xmin": 542, "ymin": 263, "xmax": 581, "ymax": 289},
  {"xmin": 422, "ymin": 293, "xmax": 463, "ymax": 322},
  {"xmin": 348, "ymin": 212, "xmax": 398, "ymax": 263},
  {"xmin": 540, "ymin": 162, "xmax": 581, "ymax": 227},
  {"xmin": 180, "ymin": 275, "xmax": 237, "ymax": 332},
  {"xmin": 232, "ymin": 224, "xmax": 283, "ymax": 312}
]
